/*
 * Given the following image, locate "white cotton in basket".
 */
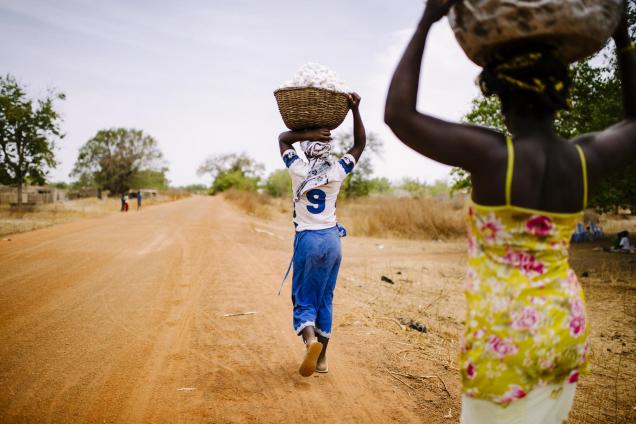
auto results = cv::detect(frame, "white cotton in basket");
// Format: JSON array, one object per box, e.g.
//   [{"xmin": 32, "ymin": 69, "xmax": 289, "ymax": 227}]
[{"xmin": 279, "ymin": 63, "xmax": 350, "ymax": 93}]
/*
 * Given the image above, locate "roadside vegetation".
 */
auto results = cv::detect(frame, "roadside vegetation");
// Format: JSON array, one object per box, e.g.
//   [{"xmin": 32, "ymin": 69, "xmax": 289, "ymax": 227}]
[
  {"xmin": 197, "ymin": 130, "xmax": 466, "ymax": 240},
  {"xmin": 0, "ymin": 75, "xmax": 191, "ymax": 237},
  {"xmin": 0, "ymin": 190, "xmax": 189, "ymax": 237}
]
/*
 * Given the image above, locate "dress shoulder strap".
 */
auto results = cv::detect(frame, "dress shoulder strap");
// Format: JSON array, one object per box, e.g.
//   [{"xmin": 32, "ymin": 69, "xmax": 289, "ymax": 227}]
[
  {"xmin": 575, "ymin": 144, "xmax": 588, "ymax": 210},
  {"xmin": 505, "ymin": 136, "xmax": 514, "ymax": 206}
]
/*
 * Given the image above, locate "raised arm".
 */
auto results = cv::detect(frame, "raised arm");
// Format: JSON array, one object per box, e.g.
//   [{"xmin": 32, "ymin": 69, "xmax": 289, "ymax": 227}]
[
  {"xmin": 347, "ymin": 93, "xmax": 366, "ymax": 162},
  {"xmin": 278, "ymin": 129, "xmax": 332, "ymax": 155},
  {"xmin": 576, "ymin": 3, "xmax": 636, "ymax": 180},
  {"xmin": 615, "ymin": 3, "xmax": 636, "ymax": 120},
  {"xmin": 384, "ymin": 0, "xmax": 502, "ymax": 171}
]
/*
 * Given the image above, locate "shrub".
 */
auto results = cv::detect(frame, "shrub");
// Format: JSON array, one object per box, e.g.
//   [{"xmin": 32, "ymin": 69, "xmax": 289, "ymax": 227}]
[
  {"xmin": 211, "ymin": 170, "xmax": 259, "ymax": 195},
  {"xmin": 337, "ymin": 196, "xmax": 465, "ymax": 240},
  {"xmin": 264, "ymin": 169, "xmax": 292, "ymax": 198}
]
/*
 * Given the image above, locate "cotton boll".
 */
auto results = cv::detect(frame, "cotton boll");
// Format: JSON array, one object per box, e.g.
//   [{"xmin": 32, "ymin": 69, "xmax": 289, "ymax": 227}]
[{"xmin": 279, "ymin": 62, "xmax": 351, "ymax": 93}]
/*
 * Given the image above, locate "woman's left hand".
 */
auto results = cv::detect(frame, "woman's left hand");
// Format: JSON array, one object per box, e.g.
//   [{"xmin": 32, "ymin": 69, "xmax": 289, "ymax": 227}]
[
  {"xmin": 348, "ymin": 92, "xmax": 361, "ymax": 110},
  {"xmin": 423, "ymin": 0, "xmax": 462, "ymax": 23}
]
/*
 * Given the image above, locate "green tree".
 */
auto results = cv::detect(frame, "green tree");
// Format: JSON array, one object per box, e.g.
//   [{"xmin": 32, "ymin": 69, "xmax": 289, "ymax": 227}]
[
  {"xmin": 455, "ymin": 2, "xmax": 636, "ymax": 211},
  {"xmin": 70, "ymin": 172, "xmax": 96, "ymax": 191},
  {"xmin": 129, "ymin": 169, "xmax": 169, "ymax": 190},
  {"xmin": 366, "ymin": 177, "xmax": 392, "ymax": 194},
  {"xmin": 71, "ymin": 128, "xmax": 165, "ymax": 195},
  {"xmin": 450, "ymin": 167, "xmax": 472, "ymax": 194},
  {"xmin": 0, "ymin": 75, "xmax": 65, "ymax": 209},
  {"xmin": 331, "ymin": 131, "xmax": 383, "ymax": 197},
  {"xmin": 197, "ymin": 152, "xmax": 264, "ymax": 195},
  {"xmin": 428, "ymin": 179, "xmax": 452, "ymax": 197},
  {"xmin": 399, "ymin": 177, "xmax": 428, "ymax": 197},
  {"xmin": 399, "ymin": 177, "xmax": 451, "ymax": 197},
  {"xmin": 463, "ymin": 95, "xmax": 507, "ymax": 134},
  {"xmin": 264, "ymin": 168, "xmax": 292, "ymax": 197}
]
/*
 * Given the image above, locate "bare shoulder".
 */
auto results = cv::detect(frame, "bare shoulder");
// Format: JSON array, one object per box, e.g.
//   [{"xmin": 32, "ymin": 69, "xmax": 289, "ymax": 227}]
[
  {"xmin": 572, "ymin": 120, "xmax": 636, "ymax": 150},
  {"xmin": 570, "ymin": 120, "xmax": 636, "ymax": 181},
  {"xmin": 467, "ymin": 126, "xmax": 508, "ymax": 170},
  {"xmin": 468, "ymin": 132, "xmax": 509, "ymax": 182}
]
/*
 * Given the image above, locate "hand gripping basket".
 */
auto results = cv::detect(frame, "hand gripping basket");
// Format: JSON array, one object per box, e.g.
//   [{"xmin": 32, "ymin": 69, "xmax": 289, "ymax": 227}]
[
  {"xmin": 274, "ymin": 87, "xmax": 350, "ymax": 131},
  {"xmin": 449, "ymin": 0, "xmax": 623, "ymax": 66}
]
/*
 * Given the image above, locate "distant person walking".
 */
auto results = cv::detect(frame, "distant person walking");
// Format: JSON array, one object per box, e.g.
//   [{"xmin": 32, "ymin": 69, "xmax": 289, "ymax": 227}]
[
  {"xmin": 278, "ymin": 93, "xmax": 366, "ymax": 377},
  {"xmin": 120, "ymin": 193, "xmax": 126, "ymax": 212},
  {"xmin": 385, "ymin": 1, "xmax": 635, "ymax": 422},
  {"xmin": 137, "ymin": 190, "xmax": 142, "ymax": 210}
]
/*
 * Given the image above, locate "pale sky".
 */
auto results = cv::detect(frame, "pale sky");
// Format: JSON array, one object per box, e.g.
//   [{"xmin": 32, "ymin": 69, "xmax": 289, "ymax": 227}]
[{"xmin": 0, "ymin": 0, "xmax": 482, "ymax": 186}]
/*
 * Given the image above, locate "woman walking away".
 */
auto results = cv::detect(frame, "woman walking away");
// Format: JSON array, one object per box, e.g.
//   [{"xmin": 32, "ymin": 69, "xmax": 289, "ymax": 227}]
[
  {"xmin": 278, "ymin": 93, "xmax": 366, "ymax": 377},
  {"xmin": 385, "ymin": 1, "xmax": 635, "ymax": 422}
]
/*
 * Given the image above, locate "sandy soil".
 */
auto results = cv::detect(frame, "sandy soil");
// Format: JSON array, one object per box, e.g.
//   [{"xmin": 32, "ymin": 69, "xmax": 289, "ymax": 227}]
[{"xmin": 1, "ymin": 196, "xmax": 634, "ymax": 423}]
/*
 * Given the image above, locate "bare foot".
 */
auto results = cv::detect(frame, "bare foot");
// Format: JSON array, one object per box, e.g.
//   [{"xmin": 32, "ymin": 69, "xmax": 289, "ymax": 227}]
[
  {"xmin": 299, "ymin": 340, "xmax": 323, "ymax": 377},
  {"xmin": 316, "ymin": 334, "xmax": 329, "ymax": 373}
]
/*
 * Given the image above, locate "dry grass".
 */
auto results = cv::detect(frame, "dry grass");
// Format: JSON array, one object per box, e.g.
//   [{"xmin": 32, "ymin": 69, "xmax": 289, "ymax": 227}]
[
  {"xmin": 222, "ymin": 189, "xmax": 274, "ymax": 219},
  {"xmin": 223, "ymin": 191, "xmax": 466, "ymax": 240},
  {"xmin": 222, "ymin": 189, "xmax": 634, "ymax": 244},
  {"xmin": 0, "ymin": 193, "xmax": 190, "ymax": 237},
  {"xmin": 338, "ymin": 196, "xmax": 465, "ymax": 240},
  {"xmin": 599, "ymin": 214, "xmax": 636, "ymax": 235},
  {"xmin": 0, "ymin": 198, "xmax": 115, "ymax": 237}
]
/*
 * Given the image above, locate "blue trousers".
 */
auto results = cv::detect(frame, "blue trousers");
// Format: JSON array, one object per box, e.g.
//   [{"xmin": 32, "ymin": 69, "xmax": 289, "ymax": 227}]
[{"xmin": 292, "ymin": 226, "xmax": 342, "ymax": 339}]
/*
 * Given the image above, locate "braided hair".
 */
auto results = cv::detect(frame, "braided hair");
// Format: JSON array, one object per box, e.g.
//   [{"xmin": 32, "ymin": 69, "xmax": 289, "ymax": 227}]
[{"xmin": 478, "ymin": 42, "xmax": 571, "ymax": 117}]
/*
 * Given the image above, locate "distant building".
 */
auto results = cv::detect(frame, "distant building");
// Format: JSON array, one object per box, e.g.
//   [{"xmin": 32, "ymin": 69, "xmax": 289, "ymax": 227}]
[{"xmin": 0, "ymin": 185, "xmax": 68, "ymax": 205}]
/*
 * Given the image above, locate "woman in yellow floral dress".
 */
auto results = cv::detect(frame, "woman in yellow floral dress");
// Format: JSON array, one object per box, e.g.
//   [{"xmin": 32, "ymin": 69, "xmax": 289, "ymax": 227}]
[{"xmin": 384, "ymin": 0, "xmax": 635, "ymax": 422}]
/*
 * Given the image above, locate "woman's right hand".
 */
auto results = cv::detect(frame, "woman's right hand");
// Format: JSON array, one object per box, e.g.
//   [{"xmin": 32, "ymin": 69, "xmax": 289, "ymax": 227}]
[
  {"xmin": 301, "ymin": 128, "xmax": 332, "ymax": 142},
  {"xmin": 423, "ymin": 0, "xmax": 462, "ymax": 23}
]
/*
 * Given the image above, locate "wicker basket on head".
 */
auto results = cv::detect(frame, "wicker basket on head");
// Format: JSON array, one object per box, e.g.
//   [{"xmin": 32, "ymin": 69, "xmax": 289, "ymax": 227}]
[
  {"xmin": 274, "ymin": 87, "xmax": 350, "ymax": 131},
  {"xmin": 449, "ymin": 0, "xmax": 623, "ymax": 66}
]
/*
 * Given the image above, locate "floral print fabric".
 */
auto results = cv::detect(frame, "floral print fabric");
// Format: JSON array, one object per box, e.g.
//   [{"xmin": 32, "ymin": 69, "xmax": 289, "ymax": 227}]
[{"xmin": 461, "ymin": 201, "xmax": 589, "ymax": 406}]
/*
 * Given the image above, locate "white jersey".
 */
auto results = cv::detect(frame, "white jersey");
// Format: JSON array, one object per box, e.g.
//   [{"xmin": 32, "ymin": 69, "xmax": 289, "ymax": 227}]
[{"xmin": 282, "ymin": 149, "xmax": 356, "ymax": 232}]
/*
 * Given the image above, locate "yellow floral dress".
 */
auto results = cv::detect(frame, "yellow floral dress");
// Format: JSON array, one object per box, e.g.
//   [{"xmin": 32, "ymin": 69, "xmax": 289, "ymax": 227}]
[{"xmin": 460, "ymin": 137, "xmax": 590, "ymax": 406}]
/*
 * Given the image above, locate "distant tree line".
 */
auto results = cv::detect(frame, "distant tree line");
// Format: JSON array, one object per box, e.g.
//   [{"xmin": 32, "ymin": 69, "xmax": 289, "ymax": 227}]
[{"xmin": 197, "ymin": 131, "xmax": 452, "ymax": 199}]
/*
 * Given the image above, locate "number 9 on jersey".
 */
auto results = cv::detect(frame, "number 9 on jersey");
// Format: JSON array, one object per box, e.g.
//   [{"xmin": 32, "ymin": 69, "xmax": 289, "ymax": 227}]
[{"xmin": 306, "ymin": 189, "xmax": 326, "ymax": 214}]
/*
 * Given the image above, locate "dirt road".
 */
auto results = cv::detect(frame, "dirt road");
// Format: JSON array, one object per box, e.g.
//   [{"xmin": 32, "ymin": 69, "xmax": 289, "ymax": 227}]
[{"xmin": 0, "ymin": 197, "xmax": 426, "ymax": 423}]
